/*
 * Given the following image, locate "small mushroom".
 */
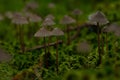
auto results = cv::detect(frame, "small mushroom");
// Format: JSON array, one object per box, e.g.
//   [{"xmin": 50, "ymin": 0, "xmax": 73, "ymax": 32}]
[
  {"xmin": 88, "ymin": 11, "xmax": 109, "ymax": 26},
  {"xmin": 104, "ymin": 23, "xmax": 119, "ymax": 33},
  {"xmin": 24, "ymin": 12, "xmax": 42, "ymax": 38},
  {"xmin": 25, "ymin": 1, "xmax": 39, "ymax": 11},
  {"xmin": 12, "ymin": 12, "xmax": 28, "ymax": 25},
  {"xmin": 5, "ymin": 11, "xmax": 13, "ymax": 19},
  {"xmin": 88, "ymin": 11, "xmax": 109, "ymax": 66},
  {"xmin": 34, "ymin": 27, "xmax": 52, "ymax": 68},
  {"xmin": 76, "ymin": 41, "xmax": 91, "ymax": 56},
  {"xmin": 72, "ymin": 8, "xmax": 83, "ymax": 25},
  {"xmin": 45, "ymin": 14, "xmax": 55, "ymax": 20},
  {"xmin": 48, "ymin": 3, "xmax": 56, "ymax": 9},
  {"xmin": 72, "ymin": 8, "xmax": 83, "ymax": 16},
  {"xmin": 0, "ymin": 14, "xmax": 4, "ymax": 21},
  {"xmin": 41, "ymin": 17, "xmax": 55, "ymax": 54},
  {"xmin": 42, "ymin": 18, "xmax": 55, "ymax": 28},
  {"xmin": 60, "ymin": 15, "xmax": 76, "ymax": 45},
  {"xmin": 0, "ymin": 48, "xmax": 12, "ymax": 62},
  {"xmin": 60, "ymin": 15, "xmax": 76, "ymax": 25},
  {"xmin": 25, "ymin": 12, "xmax": 42, "ymax": 23},
  {"xmin": 12, "ymin": 12, "xmax": 28, "ymax": 53},
  {"xmin": 51, "ymin": 27, "xmax": 64, "ymax": 74}
]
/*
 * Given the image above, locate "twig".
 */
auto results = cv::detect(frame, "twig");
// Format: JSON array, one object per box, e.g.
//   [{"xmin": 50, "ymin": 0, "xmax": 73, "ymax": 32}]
[{"xmin": 25, "ymin": 40, "xmax": 63, "ymax": 51}]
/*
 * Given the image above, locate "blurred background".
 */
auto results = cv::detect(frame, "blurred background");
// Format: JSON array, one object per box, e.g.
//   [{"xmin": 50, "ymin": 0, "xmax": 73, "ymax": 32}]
[{"xmin": 0, "ymin": 0, "xmax": 120, "ymax": 80}]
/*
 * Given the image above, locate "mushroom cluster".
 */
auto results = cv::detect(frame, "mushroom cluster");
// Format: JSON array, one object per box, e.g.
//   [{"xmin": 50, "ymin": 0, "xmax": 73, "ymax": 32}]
[{"xmin": 34, "ymin": 26, "xmax": 64, "ymax": 72}]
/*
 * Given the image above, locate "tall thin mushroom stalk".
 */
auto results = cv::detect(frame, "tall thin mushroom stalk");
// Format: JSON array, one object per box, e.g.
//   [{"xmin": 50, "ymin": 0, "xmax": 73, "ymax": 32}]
[
  {"xmin": 60, "ymin": 15, "xmax": 76, "ymax": 45},
  {"xmin": 51, "ymin": 27, "xmax": 64, "ymax": 74},
  {"xmin": 88, "ymin": 11, "xmax": 109, "ymax": 66},
  {"xmin": 12, "ymin": 12, "xmax": 28, "ymax": 53},
  {"xmin": 34, "ymin": 27, "xmax": 52, "ymax": 68}
]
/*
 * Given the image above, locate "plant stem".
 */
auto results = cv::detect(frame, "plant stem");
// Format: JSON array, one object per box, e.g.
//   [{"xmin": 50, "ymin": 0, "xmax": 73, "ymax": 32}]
[
  {"xmin": 97, "ymin": 22, "xmax": 101, "ymax": 66},
  {"xmin": 18, "ymin": 25, "xmax": 25, "ymax": 53},
  {"xmin": 66, "ymin": 24, "xmax": 70, "ymax": 45},
  {"xmin": 43, "ymin": 37, "xmax": 48, "ymax": 68},
  {"xmin": 47, "ymin": 37, "xmax": 51, "ymax": 53},
  {"xmin": 105, "ymin": 32, "xmax": 108, "ymax": 54},
  {"xmin": 56, "ymin": 37, "xmax": 59, "ymax": 74},
  {"xmin": 101, "ymin": 31, "xmax": 104, "ymax": 55}
]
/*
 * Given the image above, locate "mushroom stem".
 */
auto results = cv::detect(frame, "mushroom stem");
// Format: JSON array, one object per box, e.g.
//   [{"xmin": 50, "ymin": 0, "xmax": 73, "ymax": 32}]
[
  {"xmin": 43, "ymin": 37, "xmax": 48, "ymax": 68},
  {"xmin": 101, "ymin": 32, "xmax": 104, "ymax": 55},
  {"xmin": 28, "ymin": 23, "xmax": 34, "ymax": 38},
  {"xmin": 18, "ymin": 25, "xmax": 25, "ymax": 53},
  {"xmin": 66, "ymin": 24, "xmax": 70, "ymax": 45},
  {"xmin": 56, "ymin": 37, "xmax": 59, "ymax": 74},
  {"xmin": 47, "ymin": 37, "xmax": 51, "ymax": 54},
  {"xmin": 105, "ymin": 32, "xmax": 108, "ymax": 54},
  {"xmin": 97, "ymin": 22, "xmax": 101, "ymax": 66}
]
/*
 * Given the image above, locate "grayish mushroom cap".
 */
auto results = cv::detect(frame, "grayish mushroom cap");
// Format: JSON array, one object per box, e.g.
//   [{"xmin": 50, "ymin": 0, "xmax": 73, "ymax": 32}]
[
  {"xmin": 41, "ymin": 18, "xmax": 55, "ymax": 26},
  {"xmin": 5, "ymin": 11, "xmax": 13, "ymax": 19},
  {"xmin": 105, "ymin": 23, "xmax": 120, "ymax": 32},
  {"xmin": 72, "ymin": 9, "xmax": 83, "ymax": 15},
  {"xmin": 34, "ymin": 27, "xmax": 52, "ymax": 37},
  {"xmin": 77, "ymin": 41, "xmax": 91, "ymax": 54},
  {"xmin": 88, "ymin": 11, "xmax": 109, "ymax": 25},
  {"xmin": 25, "ymin": 12, "xmax": 42, "ymax": 23},
  {"xmin": 106, "ymin": 23, "xmax": 119, "ymax": 33},
  {"xmin": 45, "ymin": 14, "xmax": 55, "ymax": 20},
  {"xmin": 60, "ymin": 15, "xmax": 76, "ymax": 25},
  {"xmin": 115, "ymin": 29, "xmax": 120, "ymax": 37},
  {"xmin": 52, "ymin": 28, "xmax": 64, "ymax": 36},
  {"xmin": 0, "ymin": 14, "xmax": 4, "ymax": 21},
  {"xmin": 48, "ymin": 3, "xmax": 56, "ymax": 8},
  {"xmin": 12, "ymin": 12, "xmax": 28, "ymax": 25},
  {"xmin": 0, "ymin": 48, "xmax": 12, "ymax": 62},
  {"xmin": 25, "ymin": 1, "xmax": 39, "ymax": 10}
]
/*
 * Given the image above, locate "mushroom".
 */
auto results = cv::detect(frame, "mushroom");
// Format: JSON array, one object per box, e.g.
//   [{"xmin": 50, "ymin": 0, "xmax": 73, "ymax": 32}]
[
  {"xmin": 34, "ymin": 27, "xmax": 52, "ymax": 68},
  {"xmin": 88, "ymin": 11, "xmax": 109, "ymax": 66},
  {"xmin": 5, "ymin": 11, "xmax": 13, "ymax": 19},
  {"xmin": 25, "ymin": 1, "xmax": 39, "ymax": 11},
  {"xmin": 88, "ymin": 11, "xmax": 109, "ymax": 26},
  {"xmin": 103, "ymin": 23, "xmax": 120, "ymax": 54},
  {"xmin": 12, "ymin": 12, "xmax": 28, "ymax": 53},
  {"xmin": 41, "ymin": 17, "xmax": 55, "ymax": 29},
  {"xmin": 45, "ymin": 14, "xmax": 55, "ymax": 20},
  {"xmin": 48, "ymin": 3, "xmax": 56, "ymax": 9},
  {"xmin": 24, "ymin": 12, "xmax": 42, "ymax": 37},
  {"xmin": 60, "ymin": 15, "xmax": 76, "ymax": 45},
  {"xmin": 72, "ymin": 8, "xmax": 83, "ymax": 25},
  {"xmin": 104, "ymin": 23, "xmax": 120, "ymax": 33},
  {"xmin": 41, "ymin": 17, "xmax": 55, "ymax": 53},
  {"xmin": 72, "ymin": 8, "xmax": 83, "ymax": 16},
  {"xmin": 76, "ymin": 41, "xmax": 91, "ymax": 56},
  {"xmin": 51, "ymin": 27, "xmax": 64, "ymax": 74},
  {"xmin": 0, "ymin": 14, "xmax": 4, "ymax": 21},
  {"xmin": 72, "ymin": 9, "xmax": 83, "ymax": 40},
  {"xmin": 0, "ymin": 48, "xmax": 12, "ymax": 62},
  {"xmin": 25, "ymin": 12, "xmax": 42, "ymax": 23}
]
